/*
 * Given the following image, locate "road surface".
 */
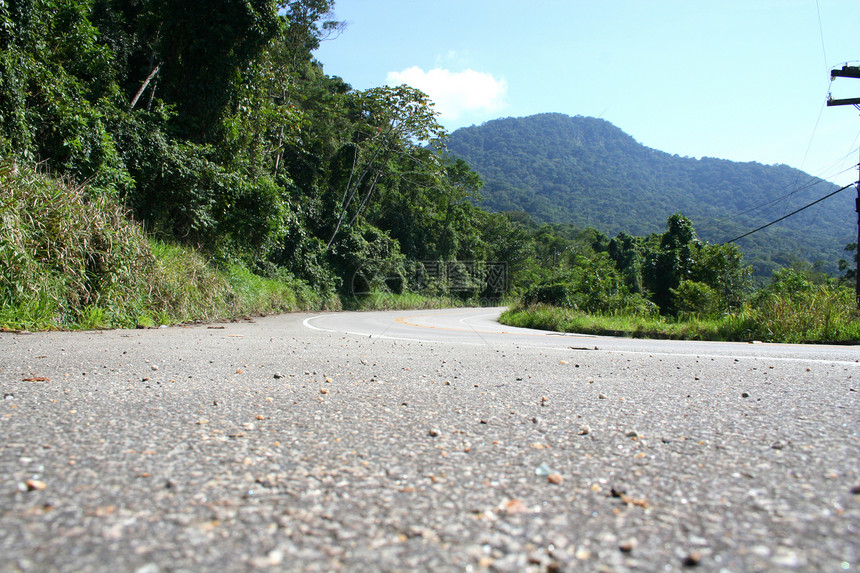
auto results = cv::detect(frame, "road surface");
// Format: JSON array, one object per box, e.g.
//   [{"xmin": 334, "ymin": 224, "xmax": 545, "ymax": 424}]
[{"xmin": 1, "ymin": 307, "xmax": 858, "ymax": 572}]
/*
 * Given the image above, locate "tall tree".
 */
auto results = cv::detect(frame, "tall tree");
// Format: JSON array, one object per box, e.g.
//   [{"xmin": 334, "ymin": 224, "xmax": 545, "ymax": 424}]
[
  {"xmin": 151, "ymin": 0, "xmax": 282, "ymax": 141},
  {"xmin": 324, "ymin": 84, "xmax": 445, "ymax": 249}
]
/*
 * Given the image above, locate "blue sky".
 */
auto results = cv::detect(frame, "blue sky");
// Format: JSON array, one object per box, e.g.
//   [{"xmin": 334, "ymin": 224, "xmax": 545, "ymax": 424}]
[{"xmin": 314, "ymin": 1, "xmax": 860, "ymax": 186}]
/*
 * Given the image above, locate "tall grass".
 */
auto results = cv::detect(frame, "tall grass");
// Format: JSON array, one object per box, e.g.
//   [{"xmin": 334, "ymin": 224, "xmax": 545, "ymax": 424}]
[
  {"xmin": 342, "ymin": 292, "xmax": 465, "ymax": 311},
  {"xmin": 342, "ymin": 291, "xmax": 515, "ymax": 311},
  {"xmin": 501, "ymin": 296, "xmax": 860, "ymax": 344},
  {"xmin": 0, "ymin": 162, "xmax": 334, "ymax": 330},
  {"xmin": 222, "ymin": 264, "xmax": 340, "ymax": 316},
  {"xmin": 1, "ymin": 161, "xmax": 156, "ymax": 328},
  {"xmin": 740, "ymin": 285, "xmax": 860, "ymax": 343}
]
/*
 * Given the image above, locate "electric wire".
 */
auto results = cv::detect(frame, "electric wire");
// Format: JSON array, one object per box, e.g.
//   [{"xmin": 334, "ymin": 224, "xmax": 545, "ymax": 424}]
[
  {"xmin": 723, "ymin": 182, "xmax": 856, "ymax": 244},
  {"xmin": 816, "ymin": 0, "xmax": 829, "ymax": 69},
  {"xmin": 712, "ymin": 154, "xmax": 857, "ymax": 222},
  {"xmin": 717, "ymin": 9, "xmax": 855, "ymax": 246},
  {"xmin": 782, "ymin": 70, "xmax": 846, "ymax": 218}
]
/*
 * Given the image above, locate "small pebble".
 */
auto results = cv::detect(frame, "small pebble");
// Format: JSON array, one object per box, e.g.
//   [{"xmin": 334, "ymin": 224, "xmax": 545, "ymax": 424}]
[
  {"xmin": 25, "ymin": 479, "xmax": 47, "ymax": 491},
  {"xmin": 850, "ymin": 484, "xmax": 860, "ymax": 494},
  {"xmin": 682, "ymin": 551, "xmax": 702, "ymax": 567},
  {"xmin": 619, "ymin": 538, "xmax": 637, "ymax": 552},
  {"xmin": 273, "ymin": 372, "xmax": 284, "ymax": 379},
  {"xmin": 151, "ymin": 365, "xmax": 158, "ymax": 371},
  {"xmin": 578, "ymin": 425, "xmax": 591, "ymax": 435},
  {"xmin": 547, "ymin": 473, "xmax": 563, "ymax": 485},
  {"xmin": 598, "ymin": 394, "xmax": 607, "ymax": 400},
  {"xmin": 535, "ymin": 463, "xmax": 552, "ymax": 476},
  {"xmin": 428, "ymin": 428, "xmax": 440, "ymax": 437},
  {"xmin": 741, "ymin": 392, "xmax": 750, "ymax": 398}
]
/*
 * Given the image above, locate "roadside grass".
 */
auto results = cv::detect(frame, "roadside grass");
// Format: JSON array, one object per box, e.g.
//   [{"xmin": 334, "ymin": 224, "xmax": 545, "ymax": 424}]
[
  {"xmin": 500, "ymin": 302, "xmax": 860, "ymax": 344},
  {"xmin": 342, "ymin": 291, "xmax": 514, "ymax": 311},
  {"xmin": 342, "ymin": 292, "xmax": 467, "ymax": 311},
  {"xmin": 222, "ymin": 264, "xmax": 341, "ymax": 316},
  {"xmin": 0, "ymin": 163, "xmax": 336, "ymax": 331}
]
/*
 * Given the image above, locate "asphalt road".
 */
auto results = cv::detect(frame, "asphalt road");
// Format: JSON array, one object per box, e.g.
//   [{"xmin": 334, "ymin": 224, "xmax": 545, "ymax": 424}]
[{"xmin": 1, "ymin": 307, "xmax": 858, "ymax": 572}]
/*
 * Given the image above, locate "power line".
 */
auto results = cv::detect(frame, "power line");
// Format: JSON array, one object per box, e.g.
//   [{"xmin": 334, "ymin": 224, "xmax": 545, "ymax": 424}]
[
  {"xmin": 704, "ymin": 158, "xmax": 857, "ymax": 229},
  {"xmin": 723, "ymin": 182, "xmax": 856, "ymax": 244},
  {"xmin": 816, "ymin": 0, "xmax": 828, "ymax": 70},
  {"xmin": 732, "ymin": 170, "xmax": 842, "ymax": 219}
]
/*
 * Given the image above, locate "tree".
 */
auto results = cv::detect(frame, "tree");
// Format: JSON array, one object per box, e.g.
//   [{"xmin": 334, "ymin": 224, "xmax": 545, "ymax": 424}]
[
  {"xmin": 324, "ymin": 84, "xmax": 445, "ymax": 249},
  {"xmin": 0, "ymin": 0, "xmax": 131, "ymax": 194},
  {"xmin": 644, "ymin": 214, "xmax": 700, "ymax": 312},
  {"xmin": 608, "ymin": 231, "xmax": 646, "ymax": 294},
  {"xmin": 643, "ymin": 214, "xmax": 751, "ymax": 314},
  {"xmin": 149, "ymin": 0, "xmax": 282, "ymax": 141}
]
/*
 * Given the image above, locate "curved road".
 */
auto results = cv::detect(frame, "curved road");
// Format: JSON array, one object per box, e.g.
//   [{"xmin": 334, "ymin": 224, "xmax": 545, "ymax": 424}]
[
  {"xmin": 1, "ymin": 307, "xmax": 858, "ymax": 572},
  {"xmin": 305, "ymin": 307, "xmax": 860, "ymax": 363}
]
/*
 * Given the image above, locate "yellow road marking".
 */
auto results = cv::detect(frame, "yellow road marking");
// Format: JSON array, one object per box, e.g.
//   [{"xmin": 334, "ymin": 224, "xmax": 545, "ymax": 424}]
[{"xmin": 395, "ymin": 311, "xmax": 550, "ymax": 337}]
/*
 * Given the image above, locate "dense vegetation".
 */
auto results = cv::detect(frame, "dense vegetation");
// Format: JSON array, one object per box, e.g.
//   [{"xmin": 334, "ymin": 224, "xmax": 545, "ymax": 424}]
[
  {"xmin": 0, "ymin": 0, "xmax": 535, "ymax": 328},
  {"xmin": 500, "ymin": 213, "xmax": 860, "ymax": 343},
  {"xmin": 446, "ymin": 113, "xmax": 856, "ymax": 276},
  {"xmin": 0, "ymin": 161, "xmax": 336, "ymax": 329},
  {"xmin": 1, "ymin": 1, "xmax": 856, "ymax": 341}
]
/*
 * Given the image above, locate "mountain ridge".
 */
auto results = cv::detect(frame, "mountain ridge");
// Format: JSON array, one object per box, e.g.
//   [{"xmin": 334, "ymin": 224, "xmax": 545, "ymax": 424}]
[{"xmin": 446, "ymin": 113, "xmax": 854, "ymax": 274}]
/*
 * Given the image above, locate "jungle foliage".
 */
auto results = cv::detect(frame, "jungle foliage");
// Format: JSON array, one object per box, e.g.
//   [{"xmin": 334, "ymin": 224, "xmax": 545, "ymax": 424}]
[
  {"xmin": 0, "ymin": 0, "xmax": 532, "ymax": 326},
  {"xmin": 1, "ymin": 1, "xmax": 856, "ymax": 337}
]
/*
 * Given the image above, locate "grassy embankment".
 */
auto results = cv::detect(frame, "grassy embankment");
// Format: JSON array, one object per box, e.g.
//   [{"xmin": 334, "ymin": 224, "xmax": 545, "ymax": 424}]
[
  {"xmin": 501, "ymin": 298, "xmax": 860, "ymax": 344},
  {"xmin": 0, "ymin": 164, "xmax": 343, "ymax": 331}
]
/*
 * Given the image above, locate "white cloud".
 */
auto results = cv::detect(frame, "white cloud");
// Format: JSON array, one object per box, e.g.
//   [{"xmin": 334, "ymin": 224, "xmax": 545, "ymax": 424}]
[{"xmin": 385, "ymin": 67, "xmax": 508, "ymax": 124}]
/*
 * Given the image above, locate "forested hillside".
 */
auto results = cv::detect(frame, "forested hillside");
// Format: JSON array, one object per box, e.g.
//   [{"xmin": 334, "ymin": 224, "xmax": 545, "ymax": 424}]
[
  {"xmin": 0, "ymin": 0, "xmax": 532, "ymax": 316},
  {"xmin": 446, "ymin": 113, "xmax": 856, "ymax": 275}
]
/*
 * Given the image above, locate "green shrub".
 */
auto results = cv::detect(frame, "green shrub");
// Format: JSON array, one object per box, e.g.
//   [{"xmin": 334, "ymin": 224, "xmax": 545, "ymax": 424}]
[{"xmin": 672, "ymin": 280, "xmax": 720, "ymax": 317}]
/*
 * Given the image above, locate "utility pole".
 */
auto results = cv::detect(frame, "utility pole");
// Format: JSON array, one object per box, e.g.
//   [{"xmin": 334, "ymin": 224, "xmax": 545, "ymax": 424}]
[{"xmin": 827, "ymin": 65, "xmax": 860, "ymax": 309}]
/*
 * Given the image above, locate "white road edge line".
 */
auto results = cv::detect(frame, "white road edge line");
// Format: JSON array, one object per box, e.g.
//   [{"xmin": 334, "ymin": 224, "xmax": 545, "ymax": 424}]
[
  {"xmin": 303, "ymin": 314, "xmax": 860, "ymax": 365},
  {"xmin": 301, "ymin": 314, "xmax": 482, "ymax": 346}
]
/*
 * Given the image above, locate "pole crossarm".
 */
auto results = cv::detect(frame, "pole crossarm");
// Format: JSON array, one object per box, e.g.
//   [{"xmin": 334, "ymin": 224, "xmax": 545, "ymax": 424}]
[
  {"xmin": 828, "ymin": 66, "xmax": 860, "ymax": 107},
  {"xmin": 827, "ymin": 96, "xmax": 860, "ymax": 106},
  {"xmin": 831, "ymin": 65, "xmax": 860, "ymax": 79}
]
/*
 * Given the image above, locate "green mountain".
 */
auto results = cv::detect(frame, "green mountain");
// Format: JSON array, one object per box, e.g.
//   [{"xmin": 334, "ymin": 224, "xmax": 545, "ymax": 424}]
[{"xmin": 446, "ymin": 113, "xmax": 856, "ymax": 275}]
